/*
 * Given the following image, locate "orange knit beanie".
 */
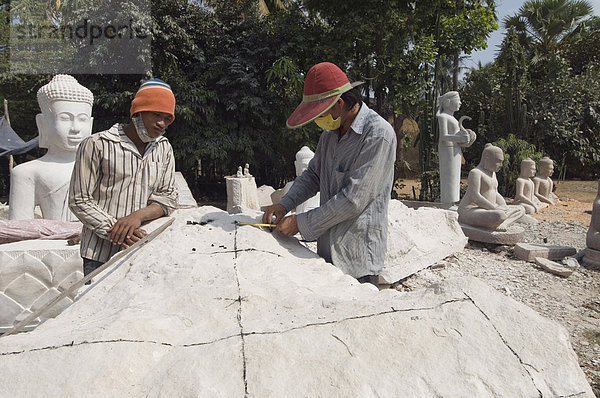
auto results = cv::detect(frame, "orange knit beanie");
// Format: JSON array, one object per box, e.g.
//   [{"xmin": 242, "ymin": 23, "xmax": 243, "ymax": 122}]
[{"xmin": 130, "ymin": 78, "xmax": 176, "ymax": 121}]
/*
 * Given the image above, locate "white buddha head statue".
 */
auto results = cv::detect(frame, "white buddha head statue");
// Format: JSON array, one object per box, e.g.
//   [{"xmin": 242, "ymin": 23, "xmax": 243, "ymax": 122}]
[
  {"xmin": 538, "ymin": 157, "xmax": 554, "ymax": 178},
  {"xmin": 36, "ymin": 75, "xmax": 94, "ymax": 153},
  {"xmin": 520, "ymin": 158, "xmax": 536, "ymax": 178},
  {"xmin": 294, "ymin": 146, "xmax": 314, "ymax": 177}
]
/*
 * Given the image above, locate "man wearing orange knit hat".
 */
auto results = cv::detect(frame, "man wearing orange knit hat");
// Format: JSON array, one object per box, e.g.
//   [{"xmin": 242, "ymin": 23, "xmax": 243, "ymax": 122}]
[
  {"xmin": 69, "ymin": 78, "xmax": 178, "ymax": 276},
  {"xmin": 263, "ymin": 62, "xmax": 397, "ymax": 286}
]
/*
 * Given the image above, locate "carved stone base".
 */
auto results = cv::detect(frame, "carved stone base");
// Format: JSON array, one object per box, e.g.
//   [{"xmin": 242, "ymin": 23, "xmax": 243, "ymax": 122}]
[
  {"xmin": 0, "ymin": 240, "xmax": 82, "ymax": 333},
  {"xmin": 583, "ymin": 247, "xmax": 600, "ymax": 270},
  {"xmin": 460, "ymin": 224, "xmax": 525, "ymax": 245}
]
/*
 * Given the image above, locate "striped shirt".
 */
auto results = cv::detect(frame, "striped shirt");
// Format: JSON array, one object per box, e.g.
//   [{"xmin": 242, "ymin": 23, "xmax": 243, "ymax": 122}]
[
  {"xmin": 69, "ymin": 124, "xmax": 178, "ymax": 262},
  {"xmin": 279, "ymin": 102, "xmax": 397, "ymax": 278}
]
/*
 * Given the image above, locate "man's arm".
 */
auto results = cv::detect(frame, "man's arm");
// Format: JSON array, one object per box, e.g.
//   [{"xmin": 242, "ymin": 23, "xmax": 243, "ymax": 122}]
[
  {"xmin": 294, "ymin": 131, "xmax": 395, "ymax": 241},
  {"xmin": 110, "ymin": 143, "xmax": 178, "ymax": 247},
  {"xmin": 69, "ymin": 137, "xmax": 118, "ymax": 239},
  {"xmin": 263, "ymin": 141, "xmax": 322, "ymax": 225}
]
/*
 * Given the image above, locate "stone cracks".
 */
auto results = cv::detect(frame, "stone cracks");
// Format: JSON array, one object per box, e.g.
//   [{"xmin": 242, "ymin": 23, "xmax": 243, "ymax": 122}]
[
  {"xmin": 0, "ymin": 297, "xmax": 471, "ymax": 355},
  {"xmin": 463, "ymin": 290, "xmax": 545, "ymax": 398}
]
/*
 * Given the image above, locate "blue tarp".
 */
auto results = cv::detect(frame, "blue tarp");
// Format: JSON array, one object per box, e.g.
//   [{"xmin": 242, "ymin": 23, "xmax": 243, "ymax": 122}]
[{"xmin": 0, "ymin": 116, "xmax": 38, "ymax": 156}]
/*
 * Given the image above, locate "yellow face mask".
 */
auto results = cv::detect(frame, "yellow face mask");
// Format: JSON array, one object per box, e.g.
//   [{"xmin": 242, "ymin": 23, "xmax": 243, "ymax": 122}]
[{"xmin": 314, "ymin": 113, "xmax": 341, "ymax": 130}]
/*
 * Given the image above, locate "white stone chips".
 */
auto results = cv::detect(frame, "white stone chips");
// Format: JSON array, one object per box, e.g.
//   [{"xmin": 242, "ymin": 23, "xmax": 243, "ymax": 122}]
[{"xmin": 0, "ymin": 206, "xmax": 593, "ymax": 397}]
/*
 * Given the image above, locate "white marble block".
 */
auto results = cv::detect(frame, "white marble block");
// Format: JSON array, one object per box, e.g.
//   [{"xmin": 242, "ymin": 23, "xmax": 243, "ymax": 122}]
[
  {"xmin": 225, "ymin": 175, "xmax": 260, "ymax": 212},
  {"xmin": 0, "ymin": 240, "xmax": 82, "ymax": 332},
  {"xmin": 174, "ymin": 172, "xmax": 198, "ymax": 209},
  {"xmin": 0, "ymin": 207, "xmax": 593, "ymax": 397},
  {"xmin": 382, "ymin": 200, "xmax": 468, "ymax": 284}
]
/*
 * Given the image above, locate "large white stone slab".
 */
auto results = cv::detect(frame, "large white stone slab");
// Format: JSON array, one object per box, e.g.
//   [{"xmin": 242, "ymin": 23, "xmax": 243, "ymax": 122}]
[
  {"xmin": 382, "ymin": 200, "xmax": 467, "ymax": 284},
  {"xmin": 0, "ymin": 207, "xmax": 592, "ymax": 397}
]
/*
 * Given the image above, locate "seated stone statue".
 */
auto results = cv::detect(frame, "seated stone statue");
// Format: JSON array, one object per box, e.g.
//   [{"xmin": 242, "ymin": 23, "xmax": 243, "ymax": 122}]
[
  {"xmin": 9, "ymin": 75, "xmax": 93, "ymax": 221},
  {"xmin": 586, "ymin": 180, "xmax": 600, "ymax": 250},
  {"xmin": 458, "ymin": 144, "xmax": 524, "ymax": 231},
  {"xmin": 282, "ymin": 146, "xmax": 320, "ymax": 214},
  {"xmin": 513, "ymin": 158, "xmax": 547, "ymax": 214},
  {"xmin": 533, "ymin": 156, "xmax": 559, "ymax": 205}
]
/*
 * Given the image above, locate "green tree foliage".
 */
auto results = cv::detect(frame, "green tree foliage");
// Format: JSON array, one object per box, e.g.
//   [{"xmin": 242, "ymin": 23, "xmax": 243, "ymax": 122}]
[
  {"xmin": 503, "ymin": 0, "xmax": 593, "ymax": 76},
  {"xmin": 527, "ymin": 64, "xmax": 600, "ymax": 178},
  {"xmin": 0, "ymin": 0, "xmax": 501, "ymax": 202},
  {"xmin": 464, "ymin": 0, "xmax": 599, "ymax": 180}
]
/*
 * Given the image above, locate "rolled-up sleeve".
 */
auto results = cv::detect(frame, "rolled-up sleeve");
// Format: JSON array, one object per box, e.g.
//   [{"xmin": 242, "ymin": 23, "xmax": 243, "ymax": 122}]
[
  {"xmin": 296, "ymin": 131, "xmax": 395, "ymax": 241},
  {"xmin": 148, "ymin": 145, "xmax": 178, "ymax": 215},
  {"xmin": 69, "ymin": 137, "xmax": 117, "ymax": 240}
]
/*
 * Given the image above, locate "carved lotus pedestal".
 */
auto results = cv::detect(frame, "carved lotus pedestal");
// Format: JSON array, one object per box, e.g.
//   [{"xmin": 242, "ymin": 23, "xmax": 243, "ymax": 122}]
[{"xmin": 0, "ymin": 240, "xmax": 82, "ymax": 333}]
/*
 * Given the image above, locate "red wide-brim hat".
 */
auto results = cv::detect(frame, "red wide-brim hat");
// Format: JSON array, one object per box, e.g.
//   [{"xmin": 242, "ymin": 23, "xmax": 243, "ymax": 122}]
[{"xmin": 287, "ymin": 62, "xmax": 363, "ymax": 129}]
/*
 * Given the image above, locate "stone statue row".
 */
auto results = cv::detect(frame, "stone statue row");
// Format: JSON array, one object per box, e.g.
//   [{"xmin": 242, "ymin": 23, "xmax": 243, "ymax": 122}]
[{"xmin": 437, "ymin": 90, "xmax": 599, "ymax": 260}]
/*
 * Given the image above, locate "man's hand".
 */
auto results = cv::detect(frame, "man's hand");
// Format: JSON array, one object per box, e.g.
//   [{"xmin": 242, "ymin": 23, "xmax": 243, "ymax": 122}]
[
  {"xmin": 276, "ymin": 215, "xmax": 299, "ymax": 236},
  {"xmin": 108, "ymin": 213, "xmax": 144, "ymax": 246},
  {"xmin": 121, "ymin": 228, "xmax": 147, "ymax": 249},
  {"xmin": 262, "ymin": 203, "xmax": 287, "ymax": 225}
]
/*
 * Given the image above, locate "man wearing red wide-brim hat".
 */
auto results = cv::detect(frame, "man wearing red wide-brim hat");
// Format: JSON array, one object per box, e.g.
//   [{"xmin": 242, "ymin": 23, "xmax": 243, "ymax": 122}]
[{"xmin": 263, "ymin": 62, "xmax": 397, "ymax": 285}]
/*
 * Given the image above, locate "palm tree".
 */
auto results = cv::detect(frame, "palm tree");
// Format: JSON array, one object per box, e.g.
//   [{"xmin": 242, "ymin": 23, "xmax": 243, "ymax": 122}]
[{"xmin": 503, "ymin": 0, "xmax": 593, "ymax": 65}]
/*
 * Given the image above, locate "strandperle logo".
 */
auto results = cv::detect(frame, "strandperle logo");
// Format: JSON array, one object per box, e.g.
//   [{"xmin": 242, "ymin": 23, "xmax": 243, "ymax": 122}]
[
  {"xmin": 13, "ymin": 19, "xmax": 149, "ymax": 46},
  {"xmin": 9, "ymin": 0, "xmax": 151, "ymax": 74}
]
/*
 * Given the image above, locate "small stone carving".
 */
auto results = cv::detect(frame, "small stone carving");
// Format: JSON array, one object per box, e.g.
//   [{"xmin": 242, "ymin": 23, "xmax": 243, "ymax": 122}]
[
  {"xmin": 583, "ymin": 180, "xmax": 600, "ymax": 269},
  {"xmin": 437, "ymin": 91, "xmax": 476, "ymax": 205},
  {"xmin": 282, "ymin": 146, "xmax": 320, "ymax": 214},
  {"xmin": 533, "ymin": 157, "xmax": 559, "ymax": 205},
  {"xmin": 8, "ymin": 75, "xmax": 93, "ymax": 221},
  {"xmin": 226, "ymin": 166, "xmax": 260, "ymax": 212},
  {"xmin": 513, "ymin": 158, "xmax": 547, "ymax": 214},
  {"xmin": 458, "ymin": 144, "xmax": 525, "ymax": 243}
]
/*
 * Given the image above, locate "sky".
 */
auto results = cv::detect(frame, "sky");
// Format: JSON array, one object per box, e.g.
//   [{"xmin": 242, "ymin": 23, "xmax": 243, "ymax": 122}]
[{"xmin": 464, "ymin": 0, "xmax": 600, "ymax": 70}]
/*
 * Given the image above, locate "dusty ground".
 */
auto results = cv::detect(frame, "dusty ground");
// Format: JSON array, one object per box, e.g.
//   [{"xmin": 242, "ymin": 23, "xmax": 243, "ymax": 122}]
[{"xmin": 394, "ymin": 181, "xmax": 600, "ymax": 395}]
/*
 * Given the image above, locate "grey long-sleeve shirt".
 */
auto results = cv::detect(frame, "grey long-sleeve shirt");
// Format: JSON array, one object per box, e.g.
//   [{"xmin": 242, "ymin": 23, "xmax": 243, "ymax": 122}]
[{"xmin": 279, "ymin": 102, "xmax": 396, "ymax": 278}]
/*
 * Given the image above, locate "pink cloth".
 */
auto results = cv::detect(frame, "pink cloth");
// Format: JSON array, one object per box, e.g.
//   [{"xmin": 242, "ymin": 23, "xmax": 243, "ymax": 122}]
[{"xmin": 0, "ymin": 219, "xmax": 82, "ymax": 244}]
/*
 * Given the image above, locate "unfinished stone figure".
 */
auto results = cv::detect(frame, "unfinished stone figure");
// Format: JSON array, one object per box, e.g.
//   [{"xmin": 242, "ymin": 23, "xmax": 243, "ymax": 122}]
[
  {"xmin": 282, "ymin": 146, "xmax": 320, "ymax": 214},
  {"xmin": 9, "ymin": 75, "xmax": 93, "ymax": 221},
  {"xmin": 513, "ymin": 158, "xmax": 547, "ymax": 214},
  {"xmin": 533, "ymin": 157, "xmax": 559, "ymax": 205},
  {"xmin": 458, "ymin": 144, "xmax": 524, "ymax": 232},
  {"xmin": 587, "ymin": 180, "xmax": 600, "ymax": 250},
  {"xmin": 437, "ymin": 91, "xmax": 476, "ymax": 205},
  {"xmin": 226, "ymin": 165, "xmax": 260, "ymax": 212},
  {"xmin": 583, "ymin": 180, "xmax": 600, "ymax": 269}
]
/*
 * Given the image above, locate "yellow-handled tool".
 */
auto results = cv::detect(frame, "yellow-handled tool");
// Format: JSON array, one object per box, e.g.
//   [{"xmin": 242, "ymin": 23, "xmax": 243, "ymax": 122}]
[{"xmin": 236, "ymin": 222, "xmax": 277, "ymax": 228}]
